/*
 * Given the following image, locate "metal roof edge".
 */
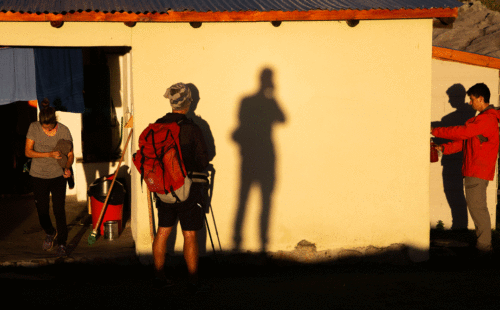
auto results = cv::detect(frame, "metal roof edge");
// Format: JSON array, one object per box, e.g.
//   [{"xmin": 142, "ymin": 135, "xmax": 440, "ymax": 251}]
[{"xmin": 0, "ymin": 7, "xmax": 458, "ymax": 22}]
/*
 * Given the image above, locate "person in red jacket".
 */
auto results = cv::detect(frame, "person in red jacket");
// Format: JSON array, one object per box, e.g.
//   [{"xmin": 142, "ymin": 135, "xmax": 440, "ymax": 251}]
[{"xmin": 432, "ymin": 83, "xmax": 500, "ymax": 255}]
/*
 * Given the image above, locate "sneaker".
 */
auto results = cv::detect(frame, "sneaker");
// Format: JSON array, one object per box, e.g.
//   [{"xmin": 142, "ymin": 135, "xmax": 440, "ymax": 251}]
[
  {"xmin": 42, "ymin": 232, "xmax": 57, "ymax": 251},
  {"xmin": 56, "ymin": 244, "xmax": 68, "ymax": 257}
]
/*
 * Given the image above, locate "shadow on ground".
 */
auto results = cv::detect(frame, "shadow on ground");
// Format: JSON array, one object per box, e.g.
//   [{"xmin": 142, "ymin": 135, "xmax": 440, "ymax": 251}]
[
  {"xmin": 1, "ymin": 230, "xmax": 500, "ymax": 310},
  {"xmin": 1, "ymin": 193, "xmax": 500, "ymax": 310}
]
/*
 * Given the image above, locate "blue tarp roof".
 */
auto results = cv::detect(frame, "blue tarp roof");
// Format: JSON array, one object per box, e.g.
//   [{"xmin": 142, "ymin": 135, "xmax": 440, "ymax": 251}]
[{"xmin": 0, "ymin": 0, "xmax": 464, "ymax": 14}]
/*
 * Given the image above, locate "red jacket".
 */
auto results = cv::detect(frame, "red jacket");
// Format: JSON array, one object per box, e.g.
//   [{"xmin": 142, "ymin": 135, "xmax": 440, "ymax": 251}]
[{"xmin": 432, "ymin": 106, "xmax": 500, "ymax": 181}]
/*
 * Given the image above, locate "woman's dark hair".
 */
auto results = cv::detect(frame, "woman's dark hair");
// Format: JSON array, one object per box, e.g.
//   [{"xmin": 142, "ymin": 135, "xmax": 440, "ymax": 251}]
[{"xmin": 39, "ymin": 98, "xmax": 57, "ymax": 125}]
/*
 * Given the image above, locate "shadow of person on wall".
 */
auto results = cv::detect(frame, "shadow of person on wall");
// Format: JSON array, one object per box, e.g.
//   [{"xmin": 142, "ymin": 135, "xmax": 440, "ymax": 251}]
[
  {"xmin": 431, "ymin": 84, "xmax": 476, "ymax": 230},
  {"xmin": 232, "ymin": 68, "xmax": 286, "ymax": 253}
]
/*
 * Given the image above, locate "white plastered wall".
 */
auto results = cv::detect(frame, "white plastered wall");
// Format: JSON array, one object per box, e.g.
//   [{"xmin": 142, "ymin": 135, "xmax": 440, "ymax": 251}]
[
  {"xmin": 0, "ymin": 19, "xmax": 434, "ymax": 262},
  {"xmin": 430, "ymin": 59, "xmax": 499, "ymax": 230},
  {"xmin": 131, "ymin": 19, "xmax": 433, "ymax": 261}
]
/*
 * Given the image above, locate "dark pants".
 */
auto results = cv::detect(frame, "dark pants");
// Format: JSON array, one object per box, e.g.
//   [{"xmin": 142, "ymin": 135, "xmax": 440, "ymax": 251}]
[
  {"xmin": 155, "ymin": 183, "xmax": 205, "ymax": 231},
  {"xmin": 31, "ymin": 176, "xmax": 68, "ymax": 246},
  {"xmin": 464, "ymin": 176, "xmax": 491, "ymax": 252}
]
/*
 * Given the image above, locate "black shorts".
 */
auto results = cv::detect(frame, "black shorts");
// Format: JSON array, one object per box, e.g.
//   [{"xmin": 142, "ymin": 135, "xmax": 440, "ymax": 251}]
[{"xmin": 155, "ymin": 183, "xmax": 205, "ymax": 231}]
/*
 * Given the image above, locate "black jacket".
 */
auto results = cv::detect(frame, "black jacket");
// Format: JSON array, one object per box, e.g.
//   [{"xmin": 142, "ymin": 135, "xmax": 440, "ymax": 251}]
[{"xmin": 155, "ymin": 113, "xmax": 209, "ymax": 173}]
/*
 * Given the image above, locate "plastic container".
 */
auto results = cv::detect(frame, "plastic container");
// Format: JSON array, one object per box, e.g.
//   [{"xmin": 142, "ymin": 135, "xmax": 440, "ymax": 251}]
[
  {"xmin": 88, "ymin": 175, "xmax": 125, "ymax": 236},
  {"xmin": 431, "ymin": 141, "xmax": 439, "ymax": 163}
]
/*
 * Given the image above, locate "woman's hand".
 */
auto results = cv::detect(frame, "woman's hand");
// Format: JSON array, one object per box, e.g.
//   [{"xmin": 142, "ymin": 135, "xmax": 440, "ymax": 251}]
[
  {"xmin": 49, "ymin": 151, "xmax": 62, "ymax": 159},
  {"xmin": 63, "ymin": 168, "xmax": 72, "ymax": 178}
]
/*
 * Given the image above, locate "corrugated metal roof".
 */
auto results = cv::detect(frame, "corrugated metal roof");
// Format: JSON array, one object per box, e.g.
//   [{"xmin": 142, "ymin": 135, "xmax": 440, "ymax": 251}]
[{"xmin": 0, "ymin": 0, "xmax": 463, "ymax": 14}]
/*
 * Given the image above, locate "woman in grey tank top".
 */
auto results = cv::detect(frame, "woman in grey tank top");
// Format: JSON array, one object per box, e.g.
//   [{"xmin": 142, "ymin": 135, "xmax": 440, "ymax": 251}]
[{"xmin": 25, "ymin": 99, "xmax": 73, "ymax": 257}]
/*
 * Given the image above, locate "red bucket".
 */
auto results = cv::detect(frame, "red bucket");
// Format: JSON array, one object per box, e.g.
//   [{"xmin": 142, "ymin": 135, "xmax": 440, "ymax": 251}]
[
  {"xmin": 88, "ymin": 175, "xmax": 125, "ymax": 235},
  {"xmin": 90, "ymin": 196, "xmax": 123, "ymax": 235}
]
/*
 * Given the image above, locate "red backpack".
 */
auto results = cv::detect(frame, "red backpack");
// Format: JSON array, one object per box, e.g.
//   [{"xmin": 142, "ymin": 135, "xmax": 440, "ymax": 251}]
[{"xmin": 133, "ymin": 121, "xmax": 191, "ymax": 203}]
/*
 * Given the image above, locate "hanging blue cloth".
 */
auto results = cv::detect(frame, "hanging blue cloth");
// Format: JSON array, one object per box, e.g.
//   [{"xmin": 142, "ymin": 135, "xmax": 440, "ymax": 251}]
[
  {"xmin": 34, "ymin": 47, "xmax": 85, "ymax": 113},
  {"xmin": 0, "ymin": 48, "xmax": 37, "ymax": 106}
]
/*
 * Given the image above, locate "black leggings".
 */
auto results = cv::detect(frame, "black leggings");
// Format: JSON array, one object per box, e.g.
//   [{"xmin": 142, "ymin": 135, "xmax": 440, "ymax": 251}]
[{"xmin": 31, "ymin": 176, "xmax": 68, "ymax": 246}]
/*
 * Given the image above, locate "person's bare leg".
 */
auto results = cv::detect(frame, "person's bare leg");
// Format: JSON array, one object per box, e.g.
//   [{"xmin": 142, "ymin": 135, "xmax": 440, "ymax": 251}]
[
  {"xmin": 153, "ymin": 226, "xmax": 173, "ymax": 279},
  {"xmin": 182, "ymin": 230, "xmax": 199, "ymax": 285}
]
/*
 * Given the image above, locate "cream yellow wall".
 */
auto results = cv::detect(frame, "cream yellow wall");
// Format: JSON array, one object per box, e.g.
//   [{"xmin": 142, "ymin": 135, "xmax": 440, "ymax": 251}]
[
  {"xmin": 431, "ymin": 59, "xmax": 499, "ymax": 230},
  {"xmin": 131, "ymin": 20, "xmax": 433, "ymax": 261},
  {"xmin": 0, "ymin": 22, "xmax": 131, "ymax": 46},
  {"xmin": 0, "ymin": 19, "xmax": 434, "ymax": 262}
]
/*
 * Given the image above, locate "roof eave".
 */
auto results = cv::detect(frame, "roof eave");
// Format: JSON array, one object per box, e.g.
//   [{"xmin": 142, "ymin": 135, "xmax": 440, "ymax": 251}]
[
  {"xmin": 0, "ymin": 8, "xmax": 459, "ymax": 22},
  {"xmin": 432, "ymin": 46, "xmax": 500, "ymax": 71}
]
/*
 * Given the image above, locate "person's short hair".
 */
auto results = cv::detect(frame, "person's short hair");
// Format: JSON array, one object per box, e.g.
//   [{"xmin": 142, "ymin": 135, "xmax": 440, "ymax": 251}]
[
  {"xmin": 467, "ymin": 83, "xmax": 490, "ymax": 103},
  {"xmin": 39, "ymin": 98, "xmax": 57, "ymax": 125}
]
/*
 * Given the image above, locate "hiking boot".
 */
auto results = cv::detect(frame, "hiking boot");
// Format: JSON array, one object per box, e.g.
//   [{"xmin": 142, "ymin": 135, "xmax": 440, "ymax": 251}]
[
  {"xmin": 56, "ymin": 244, "xmax": 68, "ymax": 257},
  {"xmin": 42, "ymin": 232, "xmax": 57, "ymax": 251},
  {"xmin": 153, "ymin": 277, "xmax": 175, "ymax": 290},
  {"xmin": 187, "ymin": 282, "xmax": 211, "ymax": 295}
]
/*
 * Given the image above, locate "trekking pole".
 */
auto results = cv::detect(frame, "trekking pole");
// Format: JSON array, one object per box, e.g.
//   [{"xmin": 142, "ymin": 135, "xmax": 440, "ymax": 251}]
[
  {"xmin": 199, "ymin": 203, "xmax": 216, "ymax": 255},
  {"xmin": 148, "ymin": 189, "xmax": 155, "ymax": 243},
  {"xmin": 206, "ymin": 167, "xmax": 222, "ymax": 251},
  {"xmin": 208, "ymin": 203, "xmax": 222, "ymax": 251}
]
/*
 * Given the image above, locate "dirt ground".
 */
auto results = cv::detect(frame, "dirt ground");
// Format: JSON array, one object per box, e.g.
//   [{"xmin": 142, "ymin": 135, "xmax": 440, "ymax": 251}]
[
  {"xmin": 1, "ymin": 243, "xmax": 500, "ymax": 310},
  {"xmin": 1, "ymin": 194, "xmax": 500, "ymax": 309}
]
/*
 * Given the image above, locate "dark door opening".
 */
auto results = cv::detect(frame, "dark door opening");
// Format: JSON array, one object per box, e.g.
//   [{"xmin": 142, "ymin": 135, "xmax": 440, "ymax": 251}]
[{"xmin": 82, "ymin": 46, "xmax": 130, "ymax": 163}]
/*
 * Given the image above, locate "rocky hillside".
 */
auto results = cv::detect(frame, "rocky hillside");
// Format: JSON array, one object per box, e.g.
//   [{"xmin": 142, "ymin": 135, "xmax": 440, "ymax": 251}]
[{"xmin": 433, "ymin": 0, "xmax": 500, "ymax": 58}]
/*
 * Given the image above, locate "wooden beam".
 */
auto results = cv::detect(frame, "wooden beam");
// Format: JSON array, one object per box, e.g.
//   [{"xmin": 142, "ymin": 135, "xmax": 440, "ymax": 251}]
[
  {"xmin": 0, "ymin": 8, "xmax": 458, "ymax": 22},
  {"xmin": 432, "ymin": 46, "xmax": 500, "ymax": 70}
]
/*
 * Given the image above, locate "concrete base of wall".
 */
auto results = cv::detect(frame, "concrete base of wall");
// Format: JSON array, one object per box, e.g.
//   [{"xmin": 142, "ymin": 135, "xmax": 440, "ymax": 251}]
[
  {"xmin": 269, "ymin": 242, "xmax": 423, "ymax": 265},
  {"xmin": 135, "ymin": 241, "xmax": 426, "ymax": 267}
]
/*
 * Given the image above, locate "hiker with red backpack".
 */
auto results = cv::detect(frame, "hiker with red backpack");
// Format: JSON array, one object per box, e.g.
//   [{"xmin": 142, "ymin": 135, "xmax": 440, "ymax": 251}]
[{"xmin": 133, "ymin": 83, "xmax": 209, "ymax": 293}]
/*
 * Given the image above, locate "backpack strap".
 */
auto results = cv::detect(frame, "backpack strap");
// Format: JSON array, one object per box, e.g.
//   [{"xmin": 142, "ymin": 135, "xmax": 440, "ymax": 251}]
[
  {"xmin": 190, "ymin": 171, "xmax": 209, "ymax": 183},
  {"xmin": 137, "ymin": 127, "xmax": 154, "ymax": 188},
  {"xmin": 172, "ymin": 119, "xmax": 188, "ymax": 180},
  {"xmin": 143, "ymin": 126, "xmax": 172, "ymax": 194},
  {"xmin": 171, "ymin": 187, "xmax": 181, "ymax": 203},
  {"xmin": 167, "ymin": 119, "xmax": 189, "ymax": 203}
]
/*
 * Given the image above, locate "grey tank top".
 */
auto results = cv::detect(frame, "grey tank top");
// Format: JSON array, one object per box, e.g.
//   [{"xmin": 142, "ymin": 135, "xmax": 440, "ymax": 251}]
[{"xmin": 26, "ymin": 122, "xmax": 73, "ymax": 179}]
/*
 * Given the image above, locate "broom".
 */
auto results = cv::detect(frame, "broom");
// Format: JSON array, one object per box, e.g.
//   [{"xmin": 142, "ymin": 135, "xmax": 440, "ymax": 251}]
[{"xmin": 88, "ymin": 116, "xmax": 134, "ymax": 245}]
